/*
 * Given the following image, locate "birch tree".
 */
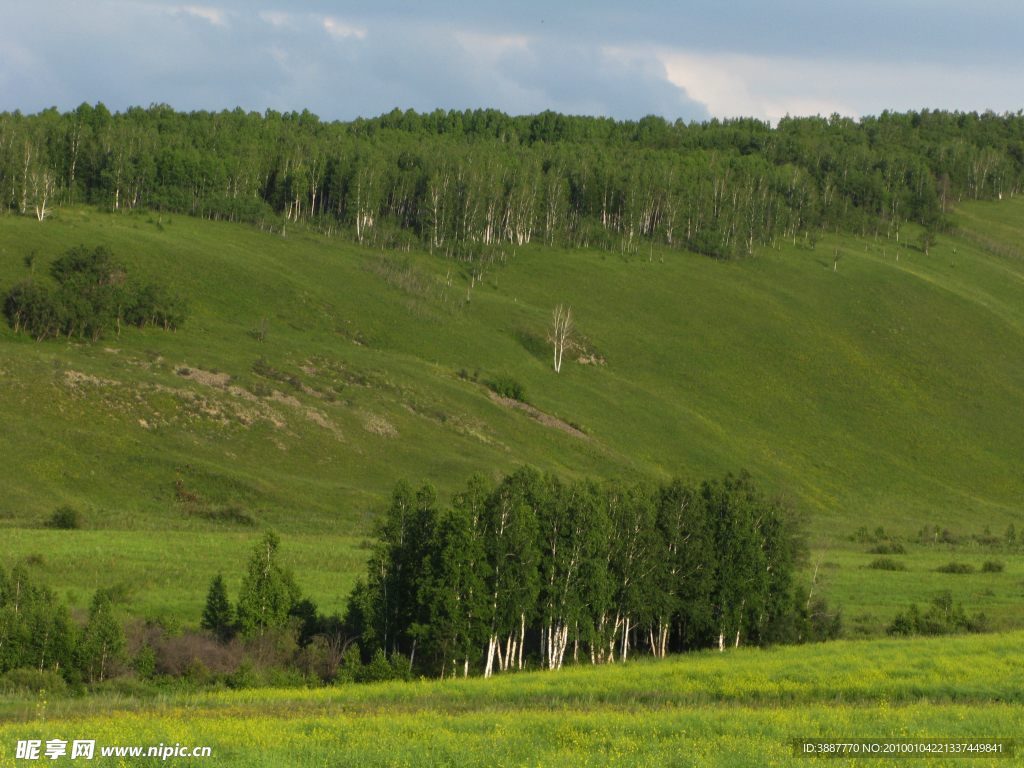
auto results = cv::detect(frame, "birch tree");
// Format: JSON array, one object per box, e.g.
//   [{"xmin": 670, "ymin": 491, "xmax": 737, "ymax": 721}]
[
  {"xmin": 482, "ymin": 467, "xmax": 541, "ymax": 677},
  {"xmin": 547, "ymin": 303, "xmax": 575, "ymax": 373},
  {"xmin": 537, "ymin": 477, "xmax": 609, "ymax": 669},
  {"xmin": 418, "ymin": 497, "xmax": 489, "ymax": 678}
]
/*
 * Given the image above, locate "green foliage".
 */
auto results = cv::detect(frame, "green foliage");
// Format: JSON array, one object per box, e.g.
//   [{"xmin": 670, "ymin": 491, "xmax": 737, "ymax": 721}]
[
  {"xmin": 867, "ymin": 542, "xmax": 906, "ymax": 555},
  {"xmin": 200, "ymin": 574, "xmax": 235, "ymax": 641},
  {"xmin": 46, "ymin": 505, "xmax": 81, "ymax": 530},
  {"xmin": 867, "ymin": 558, "xmax": 906, "ymax": 571},
  {"xmin": 133, "ymin": 643, "xmax": 156, "ymax": 679},
  {"xmin": 227, "ymin": 661, "xmax": 260, "ymax": 690},
  {"xmin": 887, "ymin": 591, "xmax": 987, "ymax": 637},
  {"xmin": 936, "ymin": 562, "xmax": 976, "ymax": 574},
  {"xmin": 347, "ymin": 468, "xmax": 807, "ymax": 677},
  {"xmin": 0, "ymin": 565, "xmax": 78, "ymax": 677},
  {"xmin": 357, "ymin": 649, "xmax": 396, "ymax": 684},
  {"xmin": 2, "ymin": 245, "xmax": 186, "ymax": 341},
  {"xmin": 981, "ymin": 560, "xmax": 1005, "ymax": 573},
  {"xmin": 235, "ymin": 532, "xmax": 302, "ymax": 638},
  {"xmin": 486, "ymin": 375, "xmax": 526, "ymax": 402},
  {"xmin": 79, "ymin": 590, "xmax": 126, "ymax": 683},
  {"xmin": 0, "ymin": 668, "xmax": 67, "ymax": 696}
]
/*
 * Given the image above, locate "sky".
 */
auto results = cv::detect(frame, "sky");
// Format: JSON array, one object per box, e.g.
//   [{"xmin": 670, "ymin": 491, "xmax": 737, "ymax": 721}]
[{"xmin": 1, "ymin": 1, "xmax": 1022, "ymax": 124}]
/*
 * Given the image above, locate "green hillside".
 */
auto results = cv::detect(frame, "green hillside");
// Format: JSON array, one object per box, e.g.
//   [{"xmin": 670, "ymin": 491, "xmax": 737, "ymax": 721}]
[{"xmin": 1, "ymin": 199, "xmax": 1023, "ymax": 625}]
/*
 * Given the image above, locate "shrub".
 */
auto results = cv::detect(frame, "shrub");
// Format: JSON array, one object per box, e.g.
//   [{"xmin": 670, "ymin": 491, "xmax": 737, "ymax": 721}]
[
  {"xmin": 886, "ymin": 592, "xmax": 986, "ymax": 637},
  {"xmin": 227, "ymin": 662, "xmax": 260, "ymax": 690},
  {"xmin": 0, "ymin": 669, "xmax": 67, "ymax": 696},
  {"xmin": 868, "ymin": 542, "xmax": 907, "ymax": 555},
  {"xmin": 487, "ymin": 375, "xmax": 526, "ymax": 402},
  {"xmin": 981, "ymin": 560, "xmax": 1004, "ymax": 573},
  {"xmin": 356, "ymin": 648, "xmax": 394, "ymax": 684},
  {"xmin": 95, "ymin": 581, "xmax": 134, "ymax": 605},
  {"xmin": 390, "ymin": 653, "xmax": 413, "ymax": 682},
  {"xmin": 867, "ymin": 557, "xmax": 906, "ymax": 571},
  {"xmin": 936, "ymin": 562, "xmax": 975, "ymax": 574},
  {"xmin": 46, "ymin": 505, "xmax": 81, "ymax": 530},
  {"xmin": 134, "ymin": 643, "xmax": 157, "ymax": 679},
  {"xmin": 180, "ymin": 659, "xmax": 212, "ymax": 685}
]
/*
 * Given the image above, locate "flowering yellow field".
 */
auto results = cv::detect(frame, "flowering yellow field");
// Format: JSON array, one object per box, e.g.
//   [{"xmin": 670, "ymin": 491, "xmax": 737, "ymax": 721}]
[{"xmin": 2, "ymin": 633, "xmax": 1022, "ymax": 766}]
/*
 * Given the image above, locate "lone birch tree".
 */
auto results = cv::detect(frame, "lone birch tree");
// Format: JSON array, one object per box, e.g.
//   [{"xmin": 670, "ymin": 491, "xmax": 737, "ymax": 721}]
[{"xmin": 547, "ymin": 303, "xmax": 575, "ymax": 373}]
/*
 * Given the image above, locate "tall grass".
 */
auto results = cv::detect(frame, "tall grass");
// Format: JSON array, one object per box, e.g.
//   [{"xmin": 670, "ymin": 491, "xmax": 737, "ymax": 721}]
[{"xmin": 2, "ymin": 633, "xmax": 1022, "ymax": 766}]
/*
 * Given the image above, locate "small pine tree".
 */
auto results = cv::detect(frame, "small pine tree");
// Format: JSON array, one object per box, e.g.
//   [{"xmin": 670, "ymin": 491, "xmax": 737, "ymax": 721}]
[{"xmin": 200, "ymin": 574, "xmax": 235, "ymax": 641}]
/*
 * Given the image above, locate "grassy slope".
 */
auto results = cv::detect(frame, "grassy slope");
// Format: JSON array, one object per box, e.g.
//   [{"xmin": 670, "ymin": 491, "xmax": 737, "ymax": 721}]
[
  {"xmin": 2, "ymin": 633, "xmax": 1022, "ymax": 766},
  {"xmin": 1, "ymin": 200, "xmax": 1024, "ymax": 625}
]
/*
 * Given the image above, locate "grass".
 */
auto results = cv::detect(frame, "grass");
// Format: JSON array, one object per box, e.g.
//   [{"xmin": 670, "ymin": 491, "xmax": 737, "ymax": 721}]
[
  {"xmin": 2, "ymin": 633, "xmax": 1023, "ymax": 766},
  {"xmin": 2, "ymin": 201, "xmax": 1024, "ymax": 631},
  {"xmin": 0, "ymin": 530, "xmax": 365, "ymax": 621},
  {"xmin": 1, "ymin": 203, "xmax": 1023, "ymax": 534}
]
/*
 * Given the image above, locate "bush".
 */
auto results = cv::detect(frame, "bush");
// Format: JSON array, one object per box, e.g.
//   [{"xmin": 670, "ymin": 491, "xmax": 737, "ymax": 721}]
[
  {"xmin": 227, "ymin": 662, "xmax": 260, "ymax": 690},
  {"xmin": 356, "ymin": 648, "xmax": 394, "ymax": 684},
  {"xmin": 46, "ymin": 505, "xmax": 81, "ymax": 530},
  {"xmin": 981, "ymin": 560, "xmax": 1004, "ymax": 573},
  {"xmin": 134, "ymin": 643, "xmax": 157, "ymax": 679},
  {"xmin": 0, "ymin": 669, "xmax": 68, "ymax": 696},
  {"xmin": 936, "ymin": 562, "xmax": 975, "ymax": 574},
  {"xmin": 867, "ymin": 557, "xmax": 906, "ymax": 571},
  {"xmin": 868, "ymin": 542, "xmax": 907, "ymax": 555},
  {"xmin": 887, "ymin": 591, "xmax": 988, "ymax": 637},
  {"xmin": 487, "ymin": 375, "xmax": 526, "ymax": 402}
]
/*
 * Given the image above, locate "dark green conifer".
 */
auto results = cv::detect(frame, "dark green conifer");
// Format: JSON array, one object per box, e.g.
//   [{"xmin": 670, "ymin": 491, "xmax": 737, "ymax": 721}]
[{"xmin": 201, "ymin": 574, "xmax": 235, "ymax": 641}]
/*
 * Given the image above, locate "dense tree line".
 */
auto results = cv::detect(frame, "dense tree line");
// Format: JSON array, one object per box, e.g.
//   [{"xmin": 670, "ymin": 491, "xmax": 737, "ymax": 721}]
[
  {"xmin": 2, "ymin": 245, "xmax": 187, "ymax": 341},
  {"xmin": 2, "ymin": 105, "xmax": 1023, "ymax": 258},
  {"xmin": 0, "ymin": 565, "xmax": 126, "ymax": 684},
  {"xmin": 343, "ymin": 468, "xmax": 837, "ymax": 678}
]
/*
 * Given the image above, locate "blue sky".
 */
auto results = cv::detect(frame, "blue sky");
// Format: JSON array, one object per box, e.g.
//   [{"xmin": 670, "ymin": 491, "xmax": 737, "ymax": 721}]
[{"xmin": 2, "ymin": 1, "xmax": 1021, "ymax": 123}]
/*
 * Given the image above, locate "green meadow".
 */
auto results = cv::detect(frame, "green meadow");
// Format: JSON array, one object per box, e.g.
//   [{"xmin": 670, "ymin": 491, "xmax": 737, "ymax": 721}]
[
  {"xmin": 2, "ymin": 632, "xmax": 1022, "ymax": 766},
  {"xmin": 2, "ymin": 198, "xmax": 1024, "ymax": 632},
  {"xmin": 2, "ymin": 201, "xmax": 1023, "ymax": 530}
]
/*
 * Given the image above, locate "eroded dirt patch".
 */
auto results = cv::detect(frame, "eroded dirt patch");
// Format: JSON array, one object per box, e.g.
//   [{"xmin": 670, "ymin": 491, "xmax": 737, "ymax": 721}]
[{"xmin": 487, "ymin": 392, "xmax": 590, "ymax": 440}]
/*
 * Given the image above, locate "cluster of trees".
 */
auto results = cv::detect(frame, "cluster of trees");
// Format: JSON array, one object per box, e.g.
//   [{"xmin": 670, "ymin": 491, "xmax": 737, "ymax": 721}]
[
  {"xmin": 0, "ymin": 565, "xmax": 126, "ymax": 684},
  {"xmin": 887, "ymin": 591, "xmax": 988, "ymax": 637},
  {"xmin": 199, "ymin": 531, "xmax": 322, "ymax": 643},
  {"xmin": 2, "ymin": 105, "xmax": 1023, "ymax": 258},
  {"xmin": 2, "ymin": 245, "xmax": 187, "ymax": 341},
  {"xmin": 1, "ymin": 532, "xmax": 330, "ymax": 691},
  {"xmin": 343, "ymin": 468, "xmax": 838, "ymax": 679}
]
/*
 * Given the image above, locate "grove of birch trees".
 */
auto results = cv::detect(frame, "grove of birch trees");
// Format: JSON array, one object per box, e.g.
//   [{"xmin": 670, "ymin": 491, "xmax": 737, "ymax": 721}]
[
  {"xmin": 344, "ymin": 468, "xmax": 837, "ymax": 678},
  {"xmin": 2, "ymin": 105, "xmax": 1023, "ymax": 259}
]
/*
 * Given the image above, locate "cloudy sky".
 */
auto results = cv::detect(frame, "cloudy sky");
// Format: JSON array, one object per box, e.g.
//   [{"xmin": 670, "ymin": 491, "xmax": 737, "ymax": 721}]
[{"xmin": 1, "ymin": 1, "xmax": 1021, "ymax": 124}]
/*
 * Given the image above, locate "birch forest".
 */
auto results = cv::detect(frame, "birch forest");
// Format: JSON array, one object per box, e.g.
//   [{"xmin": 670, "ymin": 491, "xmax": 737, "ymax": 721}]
[
  {"xmin": 343, "ymin": 468, "xmax": 833, "ymax": 679},
  {"xmin": 2, "ymin": 104, "xmax": 1023, "ymax": 258}
]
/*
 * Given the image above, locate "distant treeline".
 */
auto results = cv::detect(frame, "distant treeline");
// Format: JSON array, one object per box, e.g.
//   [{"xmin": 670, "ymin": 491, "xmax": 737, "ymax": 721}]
[
  {"xmin": 343, "ymin": 468, "xmax": 838, "ymax": 678},
  {"xmin": 3, "ymin": 104, "xmax": 1023, "ymax": 257},
  {"xmin": 3, "ymin": 245, "xmax": 187, "ymax": 341}
]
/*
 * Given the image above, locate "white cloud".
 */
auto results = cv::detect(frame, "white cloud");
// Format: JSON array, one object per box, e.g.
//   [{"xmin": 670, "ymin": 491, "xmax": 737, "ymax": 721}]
[
  {"xmin": 454, "ymin": 31, "xmax": 529, "ymax": 63},
  {"xmin": 258, "ymin": 11, "xmax": 291, "ymax": 27},
  {"xmin": 182, "ymin": 6, "xmax": 228, "ymax": 27},
  {"xmin": 660, "ymin": 50, "xmax": 1024, "ymax": 123},
  {"xmin": 323, "ymin": 17, "xmax": 366, "ymax": 41}
]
